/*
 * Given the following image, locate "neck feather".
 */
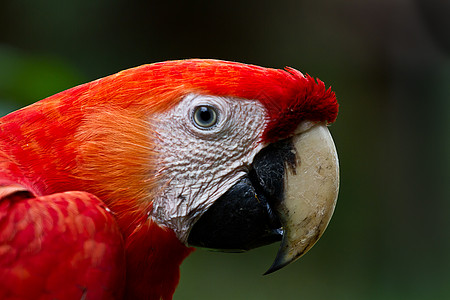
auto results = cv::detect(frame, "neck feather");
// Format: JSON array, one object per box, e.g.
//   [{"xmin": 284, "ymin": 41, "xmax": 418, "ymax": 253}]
[{"xmin": 123, "ymin": 217, "xmax": 194, "ymax": 300}]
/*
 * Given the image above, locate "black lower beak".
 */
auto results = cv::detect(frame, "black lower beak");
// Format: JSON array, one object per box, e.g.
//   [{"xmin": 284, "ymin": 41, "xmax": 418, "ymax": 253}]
[
  {"xmin": 187, "ymin": 139, "xmax": 295, "ymax": 251},
  {"xmin": 187, "ymin": 175, "xmax": 282, "ymax": 251}
]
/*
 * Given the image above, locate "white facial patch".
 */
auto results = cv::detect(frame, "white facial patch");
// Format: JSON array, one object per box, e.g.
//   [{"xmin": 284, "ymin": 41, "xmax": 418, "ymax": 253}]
[{"xmin": 150, "ymin": 94, "xmax": 267, "ymax": 243}]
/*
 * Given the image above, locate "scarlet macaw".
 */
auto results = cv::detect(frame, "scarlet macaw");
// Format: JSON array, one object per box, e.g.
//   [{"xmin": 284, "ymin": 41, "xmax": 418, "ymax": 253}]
[{"xmin": 0, "ymin": 59, "xmax": 339, "ymax": 300}]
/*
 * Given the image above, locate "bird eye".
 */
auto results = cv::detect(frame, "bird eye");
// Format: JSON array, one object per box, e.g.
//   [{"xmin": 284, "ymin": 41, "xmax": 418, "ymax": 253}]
[{"xmin": 193, "ymin": 106, "xmax": 218, "ymax": 129}]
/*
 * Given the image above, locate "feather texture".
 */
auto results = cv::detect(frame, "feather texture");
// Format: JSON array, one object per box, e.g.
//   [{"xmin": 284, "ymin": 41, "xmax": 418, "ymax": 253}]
[{"xmin": 0, "ymin": 185, "xmax": 125, "ymax": 299}]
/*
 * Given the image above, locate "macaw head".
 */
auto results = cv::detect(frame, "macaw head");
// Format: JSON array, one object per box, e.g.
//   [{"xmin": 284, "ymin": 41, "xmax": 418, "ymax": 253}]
[
  {"xmin": 67, "ymin": 59, "xmax": 339, "ymax": 272},
  {"xmin": 2, "ymin": 59, "xmax": 339, "ymax": 298}
]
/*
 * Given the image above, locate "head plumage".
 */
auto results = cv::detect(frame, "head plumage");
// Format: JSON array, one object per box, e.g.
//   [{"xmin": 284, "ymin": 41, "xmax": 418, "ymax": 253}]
[
  {"xmin": 49, "ymin": 59, "xmax": 338, "ymax": 143},
  {"xmin": 135, "ymin": 59, "xmax": 337, "ymax": 142}
]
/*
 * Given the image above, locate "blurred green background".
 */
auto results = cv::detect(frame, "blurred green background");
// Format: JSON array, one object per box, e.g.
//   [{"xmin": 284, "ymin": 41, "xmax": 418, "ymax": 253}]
[{"xmin": 1, "ymin": 0, "xmax": 449, "ymax": 299}]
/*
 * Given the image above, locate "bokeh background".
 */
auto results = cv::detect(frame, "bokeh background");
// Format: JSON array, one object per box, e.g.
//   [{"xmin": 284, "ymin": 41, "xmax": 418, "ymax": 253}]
[{"xmin": 1, "ymin": 0, "xmax": 449, "ymax": 299}]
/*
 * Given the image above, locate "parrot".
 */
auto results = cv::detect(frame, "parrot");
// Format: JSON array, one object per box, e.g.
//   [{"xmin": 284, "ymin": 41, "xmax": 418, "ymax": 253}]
[{"xmin": 0, "ymin": 59, "xmax": 339, "ymax": 300}]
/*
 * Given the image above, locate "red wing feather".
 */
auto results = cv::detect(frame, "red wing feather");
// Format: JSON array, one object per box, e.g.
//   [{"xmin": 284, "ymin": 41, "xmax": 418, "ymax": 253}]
[{"xmin": 0, "ymin": 183, "xmax": 125, "ymax": 300}]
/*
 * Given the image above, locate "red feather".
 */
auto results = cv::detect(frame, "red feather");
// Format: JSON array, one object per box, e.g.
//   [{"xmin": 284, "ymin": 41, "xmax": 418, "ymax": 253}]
[{"xmin": 0, "ymin": 184, "xmax": 125, "ymax": 299}]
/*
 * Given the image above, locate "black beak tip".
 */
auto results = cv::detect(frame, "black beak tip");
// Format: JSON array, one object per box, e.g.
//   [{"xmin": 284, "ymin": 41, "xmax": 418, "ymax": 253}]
[
  {"xmin": 263, "ymin": 255, "xmax": 291, "ymax": 275},
  {"xmin": 263, "ymin": 235, "xmax": 290, "ymax": 275}
]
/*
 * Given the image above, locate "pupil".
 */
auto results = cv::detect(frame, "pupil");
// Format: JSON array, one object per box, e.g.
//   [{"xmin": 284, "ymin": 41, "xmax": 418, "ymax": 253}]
[{"xmin": 199, "ymin": 107, "xmax": 212, "ymax": 122}]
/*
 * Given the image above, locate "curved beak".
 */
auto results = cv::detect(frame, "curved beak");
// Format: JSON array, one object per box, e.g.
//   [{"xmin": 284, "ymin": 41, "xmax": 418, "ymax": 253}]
[
  {"xmin": 187, "ymin": 121, "xmax": 339, "ymax": 274},
  {"xmin": 264, "ymin": 122, "xmax": 339, "ymax": 274}
]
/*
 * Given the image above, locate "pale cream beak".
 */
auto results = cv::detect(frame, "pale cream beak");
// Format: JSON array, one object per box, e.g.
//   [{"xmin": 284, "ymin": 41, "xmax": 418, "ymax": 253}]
[{"xmin": 266, "ymin": 121, "xmax": 339, "ymax": 274}]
